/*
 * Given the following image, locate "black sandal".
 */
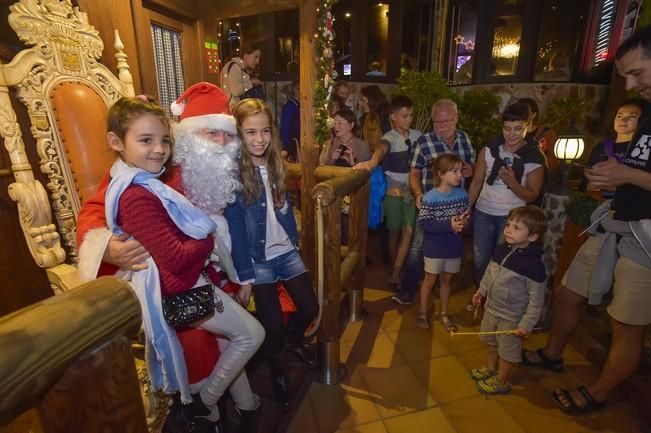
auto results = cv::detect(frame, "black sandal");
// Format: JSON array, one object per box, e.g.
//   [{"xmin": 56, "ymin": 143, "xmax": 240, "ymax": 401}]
[
  {"xmin": 521, "ymin": 348, "xmax": 564, "ymax": 372},
  {"xmin": 552, "ymin": 386, "xmax": 606, "ymax": 415}
]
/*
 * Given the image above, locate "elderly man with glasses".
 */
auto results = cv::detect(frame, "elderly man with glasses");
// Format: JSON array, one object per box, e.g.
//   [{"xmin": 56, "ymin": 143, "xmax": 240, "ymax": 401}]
[{"xmin": 392, "ymin": 99, "xmax": 475, "ymax": 307}]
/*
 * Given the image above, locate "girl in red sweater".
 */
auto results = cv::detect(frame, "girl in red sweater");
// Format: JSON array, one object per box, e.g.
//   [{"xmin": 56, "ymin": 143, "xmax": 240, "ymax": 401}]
[{"xmin": 105, "ymin": 96, "xmax": 264, "ymax": 432}]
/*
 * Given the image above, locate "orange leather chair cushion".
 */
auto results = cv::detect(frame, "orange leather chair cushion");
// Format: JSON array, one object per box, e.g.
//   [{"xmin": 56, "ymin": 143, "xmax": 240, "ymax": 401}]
[{"xmin": 50, "ymin": 82, "xmax": 115, "ymax": 204}]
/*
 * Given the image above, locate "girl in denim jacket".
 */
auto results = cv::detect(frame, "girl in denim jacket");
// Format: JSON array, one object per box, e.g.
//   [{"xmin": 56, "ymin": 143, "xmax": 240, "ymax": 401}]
[{"xmin": 225, "ymin": 99, "xmax": 318, "ymax": 408}]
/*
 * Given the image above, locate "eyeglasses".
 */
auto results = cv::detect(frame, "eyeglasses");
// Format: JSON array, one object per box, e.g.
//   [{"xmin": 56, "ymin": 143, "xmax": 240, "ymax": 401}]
[
  {"xmin": 433, "ymin": 119, "xmax": 455, "ymax": 125},
  {"xmin": 615, "ymin": 114, "xmax": 640, "ymax": 122}
]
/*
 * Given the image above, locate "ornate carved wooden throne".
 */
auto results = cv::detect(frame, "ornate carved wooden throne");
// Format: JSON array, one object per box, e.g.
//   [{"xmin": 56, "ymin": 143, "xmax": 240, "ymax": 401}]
[
  {"xmin": 0, "ymin": 0, "xmax": 134, "ymax": 294},
  {"xmin": 0, "ymin": 0, "xmax": 175, "ymax": 429}
]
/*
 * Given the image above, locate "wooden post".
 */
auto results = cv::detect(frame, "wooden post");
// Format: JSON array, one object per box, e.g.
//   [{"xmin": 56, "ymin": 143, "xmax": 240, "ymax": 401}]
[{"xmin": 299, "ymin": 0, "xmax": 318, "ymax": 276}]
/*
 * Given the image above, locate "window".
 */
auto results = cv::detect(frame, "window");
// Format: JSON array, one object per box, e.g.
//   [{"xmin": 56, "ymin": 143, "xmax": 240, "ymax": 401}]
[
  {"xmin": 333, "ymin": 0, "xmax": 354, "ymax": 78},
  {"xmin": 447, "ymin": 0, "xmax": 478, "ymax": 84},
  {"xmin": 534, "ymin": 0, "xmax": 587, "ymax": 82},
  {"xmin": 274, "ymin": 9, "xmax": 299, "ymax": 74},
  {"xmin": 365, "ymin": 1, "xmax": 390, "ymax": 77},
  {"xmin": 150, "ymin": 23, "xmax": 185, "ymax": 116},
  {"xmin": 402, "ymin": 0, "xmax": 435, "ymax": 73},
  {"xmin": 490, "ymin": 1, "xmax": 524, "ymax": 77}
]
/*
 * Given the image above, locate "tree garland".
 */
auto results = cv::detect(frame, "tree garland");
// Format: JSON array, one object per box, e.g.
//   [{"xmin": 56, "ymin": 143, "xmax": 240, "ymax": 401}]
[{"xmin": 314, "ymin": 0, "xmax": 338, "ymax": 147}]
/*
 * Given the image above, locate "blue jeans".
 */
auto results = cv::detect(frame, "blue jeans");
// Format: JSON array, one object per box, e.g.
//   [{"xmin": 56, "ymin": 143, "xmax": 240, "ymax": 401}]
[
  {"xmin": 398, "ymin": 224, "xmax": 424, "ymax": 301},
  {"xmin": 473, "ymin": 209, "xmax": 508, "ymax": 283},
  {"xmin": 253, "ymin": 248, "xmax": 307, "ymax": 285}
]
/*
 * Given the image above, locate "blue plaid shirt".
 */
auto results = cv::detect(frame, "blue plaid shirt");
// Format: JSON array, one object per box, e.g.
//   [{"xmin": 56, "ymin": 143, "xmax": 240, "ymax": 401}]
[{"xmin": 410, "ymin": 129, "xmax": 475, "ymax": 193}]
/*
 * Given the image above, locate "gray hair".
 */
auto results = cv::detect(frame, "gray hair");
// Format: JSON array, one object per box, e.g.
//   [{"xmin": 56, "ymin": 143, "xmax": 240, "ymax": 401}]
[{"xmin": 431, "ymin": 99, "xmax": 458, "ymax": 117}]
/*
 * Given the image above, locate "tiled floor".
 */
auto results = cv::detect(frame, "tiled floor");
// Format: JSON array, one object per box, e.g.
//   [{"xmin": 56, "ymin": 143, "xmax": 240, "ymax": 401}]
[{"xmin": 286, "ymin": 264, "xmax": 648, "ymax": 433}]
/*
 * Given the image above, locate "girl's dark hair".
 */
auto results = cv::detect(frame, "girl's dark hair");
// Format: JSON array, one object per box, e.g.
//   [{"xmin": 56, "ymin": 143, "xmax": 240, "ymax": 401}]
[
  {"xmin": 239, "ymin": 41, "xmax": 261, "ymax": 56},
  {"xmin": 502, "ymin": 102, "xmax": 531, "ymax": 123},
  {"xmin": 106, "ymin": 96, "xmax": 173, "ymax": 173},
  {"xmin": 618, "ymin": 97, "xmax": 646, "ymax": 112},
  {"xmin": 360, "ymin": 85, "xmax": 389, "ymax": 116},
  {"xmin": 432, "ymin": 153, "xmax": 462, "ymax": 186},
  {"xmin": 517, "ymin": 97, "xmax": 539, "ymax": 123},
  {"xmin": 334, "ymin": 109, "xmax": 358, "ymax": 134},
  {"xmin": 107, "ymin": 96, "xmax": 169, "ymax": 140}
]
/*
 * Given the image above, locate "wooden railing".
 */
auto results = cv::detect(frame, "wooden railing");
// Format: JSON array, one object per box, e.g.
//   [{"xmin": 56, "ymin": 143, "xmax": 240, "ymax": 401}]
[
  {"xmin": 0, "ymin": 277, "xmax": 146, "ymax": 433},
  {"xmin": 286, "ymin": 162, "xmax": 370, "ymax": 384}
]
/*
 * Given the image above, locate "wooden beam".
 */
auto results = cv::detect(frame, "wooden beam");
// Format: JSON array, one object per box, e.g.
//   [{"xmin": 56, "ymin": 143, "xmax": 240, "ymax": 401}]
[
  {"xmin": 0, "ymin": 277, "xmax": 141, "ymax": 415},
  {"xmin": 299, "ymin": 0, "xmax": 317, "ymax": 276}
]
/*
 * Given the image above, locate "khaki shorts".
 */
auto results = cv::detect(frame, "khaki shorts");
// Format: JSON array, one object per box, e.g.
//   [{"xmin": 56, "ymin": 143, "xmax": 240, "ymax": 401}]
[
  {"xmin": 562, "ymin": 234, "xmax": 651, "ymax": 326},
  {"xmin": 479, "ymin": 310, "xmax": 522, "ymax": 363},
  {"xmin": 424, "ymin": 257, "xmax": 461, "ymax": 274},
  {"xmin": 384, "ymin": 195, "xmax": 416, "ymax": 231}
]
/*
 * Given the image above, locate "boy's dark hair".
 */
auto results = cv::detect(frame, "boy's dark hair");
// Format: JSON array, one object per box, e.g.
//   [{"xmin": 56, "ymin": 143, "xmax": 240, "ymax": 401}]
[
  {"xmin": 502, "ymin": 102, "xmax": 531, "ymax": 123},
  {"xmin": 508, "ymin": 205, "xmax": 547, "ymax": 238},
  {"xmin": 389, "ymin": 95, "xmax": 413, "ymax": 113},
  {"xmin": 615, "ymin": 26, "xmax": 651, "ymax": 60}
]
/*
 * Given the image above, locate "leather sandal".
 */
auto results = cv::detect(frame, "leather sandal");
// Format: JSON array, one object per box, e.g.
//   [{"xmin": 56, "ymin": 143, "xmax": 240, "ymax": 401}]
[
  {"xmin": 521, "ymin": 348, "xmax": 564, "ymax": 372},
  {"xmin": 439, "ymin": 313, "xmax": 458, "ymax": 332},
  {"xmin": 552, "ymin": 386, "xmax": 606, "ymax": 415},
  {"xmin": 417, "ymin": 313, "xmax": 430, "ymax": 329}
]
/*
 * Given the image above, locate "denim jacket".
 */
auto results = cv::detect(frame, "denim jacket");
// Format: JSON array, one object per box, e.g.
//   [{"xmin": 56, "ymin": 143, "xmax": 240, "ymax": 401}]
[{"xmin": 225, "ymin": 169, "xmax": 299, "ymax": 282}]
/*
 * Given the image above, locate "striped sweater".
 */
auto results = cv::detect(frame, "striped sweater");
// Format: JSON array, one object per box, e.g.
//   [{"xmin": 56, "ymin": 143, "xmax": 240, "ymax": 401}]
[{"xmin": 418, "ymin": 187, "xmax": 468, "ymax": 259}]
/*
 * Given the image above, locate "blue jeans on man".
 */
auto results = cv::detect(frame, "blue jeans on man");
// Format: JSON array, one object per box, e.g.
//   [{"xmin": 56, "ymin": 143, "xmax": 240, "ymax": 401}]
[
  {"xmin": 393, "ymin": 225, "xmax": 424, "ymax": 303},
  {"xmin": 472, "ymin": 209, "xmax": 508, "ymax": 283}
]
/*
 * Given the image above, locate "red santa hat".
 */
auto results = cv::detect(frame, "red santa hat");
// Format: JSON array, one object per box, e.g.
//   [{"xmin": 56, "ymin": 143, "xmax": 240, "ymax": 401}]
[{"xmin": 170, "ymin": 82, "xmax": 237, "ymax": 135}]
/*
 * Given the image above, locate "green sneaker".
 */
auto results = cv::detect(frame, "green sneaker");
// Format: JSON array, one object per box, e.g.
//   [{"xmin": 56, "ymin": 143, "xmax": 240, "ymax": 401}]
[
  {"xmin": 470, "ymin": 366, "xmax": 495, "ymax": 381},
  {"xmin": 476, "ymin": 376, "xmax": 511, "ymax": 395}
]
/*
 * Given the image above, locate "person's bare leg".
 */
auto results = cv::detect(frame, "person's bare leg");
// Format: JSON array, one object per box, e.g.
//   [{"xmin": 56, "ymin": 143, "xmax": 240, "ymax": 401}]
[
  {"xmin": 438, "ymin": 272, "xmax": 453, "ymax": 316},
  {"xmin": 388, "ymin": 230, "xmax": 400, "ymax": 282},
  {"xmin": 487, "ymin": 345, "xmax": 499, "ymax": 372},
  {"xmin": 525, "ymin": 285, "xmax": 585, "ymax": 363},
  {"xmin": 419, "ymin": 272, "xmax": 438, "ymax": 316},
  {"xmin": 392, "ymin": 225, "xmax": 414, "ymax": 283},
  {"xmin": 556, "ymin": 319, "xmax": 647, "ymax": 407},
  {"xmin": 496, "ymin": 357, "xmax": 516, "ymax": 384}
]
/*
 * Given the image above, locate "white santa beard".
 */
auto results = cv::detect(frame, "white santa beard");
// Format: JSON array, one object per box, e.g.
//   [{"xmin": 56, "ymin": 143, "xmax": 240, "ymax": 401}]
[{"xmin": 174, "ymin": 132, "xmax": 242, "ymax": 254}]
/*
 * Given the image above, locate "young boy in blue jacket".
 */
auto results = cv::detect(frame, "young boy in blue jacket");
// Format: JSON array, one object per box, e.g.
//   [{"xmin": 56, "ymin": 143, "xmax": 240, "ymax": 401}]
[{"xmin": 470, "ymin": 205, "xmax": 547, "ymax": 394}]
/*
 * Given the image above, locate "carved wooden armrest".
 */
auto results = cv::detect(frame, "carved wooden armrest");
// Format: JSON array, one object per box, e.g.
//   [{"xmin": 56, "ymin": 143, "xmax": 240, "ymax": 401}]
[{"xmin": 46, "ymin": 263, "xmax": 84, "ymax": 294}]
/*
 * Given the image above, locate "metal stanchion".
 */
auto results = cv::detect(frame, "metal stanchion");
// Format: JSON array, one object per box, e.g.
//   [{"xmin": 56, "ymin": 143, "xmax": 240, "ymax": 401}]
[
  {"xmin": 349, "ymin": 288, "xmax": 367, "ymax": 322},
  {"xmin": 317, "ymin": 340, "xmax": 346, "ymax": 385}
]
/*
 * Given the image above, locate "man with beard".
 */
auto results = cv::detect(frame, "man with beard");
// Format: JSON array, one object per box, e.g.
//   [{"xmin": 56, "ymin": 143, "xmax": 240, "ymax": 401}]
[{"xmin": 76, "ymin": 83, "xmax": 260, "ymax": 433}]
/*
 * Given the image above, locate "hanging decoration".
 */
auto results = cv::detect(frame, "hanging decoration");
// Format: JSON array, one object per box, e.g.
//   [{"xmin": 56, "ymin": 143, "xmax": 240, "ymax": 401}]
[{"xmin": 314, "ymin": 0, "xmax": 338, "ymax": 147}]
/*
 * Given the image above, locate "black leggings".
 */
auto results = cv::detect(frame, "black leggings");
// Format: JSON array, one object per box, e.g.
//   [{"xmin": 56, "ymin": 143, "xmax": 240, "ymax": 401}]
[{"xmin": 252, "ymin": 271, "xmax": 318, "ymax": 356}]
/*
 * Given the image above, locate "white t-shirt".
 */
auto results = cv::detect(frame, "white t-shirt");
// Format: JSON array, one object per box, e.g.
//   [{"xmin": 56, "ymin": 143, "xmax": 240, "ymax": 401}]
[
  {"xmin": 476, "ymin": 145, "xmax": 542, "ymax": 216},
  {"xmin": 259, "ymin": 166, "xmax": 294, "ymax": 260}
]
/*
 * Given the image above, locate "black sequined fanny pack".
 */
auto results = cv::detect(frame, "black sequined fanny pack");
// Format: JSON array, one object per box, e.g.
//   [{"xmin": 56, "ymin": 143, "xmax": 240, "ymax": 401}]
[{"xmin": 162, "ymin": 284, "xmax": 216, "ymax": 329}]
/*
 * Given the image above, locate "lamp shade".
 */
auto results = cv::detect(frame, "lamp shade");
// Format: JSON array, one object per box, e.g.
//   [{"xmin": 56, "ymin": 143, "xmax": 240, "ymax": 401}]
[{"xmin": 554, "ymin": 136, "xmax": 585, "ymax": 161}]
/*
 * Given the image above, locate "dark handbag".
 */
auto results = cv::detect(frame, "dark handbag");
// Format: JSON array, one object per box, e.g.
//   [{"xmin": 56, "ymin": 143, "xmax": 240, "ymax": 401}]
[
  {"xmin": 240, "ymin": 84, "xmax": 266, "ymax": 101},
  {"xmin": 162, "ymin": 284, "xmax": 216, "ymax": 329}
]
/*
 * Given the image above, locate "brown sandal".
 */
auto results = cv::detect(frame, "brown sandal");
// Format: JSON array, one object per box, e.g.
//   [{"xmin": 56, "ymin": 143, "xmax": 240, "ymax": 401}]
[
  {"xmin": 439, "ymin": 313, "xmax": 458, "ymax": 332},
  {"xmin": 417, "ymin": 313, "xmax": 430, "ymax": 329}
]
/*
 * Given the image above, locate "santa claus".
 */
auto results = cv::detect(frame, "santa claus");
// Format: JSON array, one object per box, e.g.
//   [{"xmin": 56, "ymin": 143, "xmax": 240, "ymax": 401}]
[{"xmin": 76, "ymin": 83, "xmax": 263, "ymax": 433}]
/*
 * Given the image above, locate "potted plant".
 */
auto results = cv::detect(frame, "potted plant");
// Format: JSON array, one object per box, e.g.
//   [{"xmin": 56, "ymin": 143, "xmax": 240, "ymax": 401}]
[
  {"xmin": 392, "ymin": 70, "xmax": 456, "ymax": 132},
  {"xmin": 457, "ymin": 89, "xmax": 502, "ymax": 152}
]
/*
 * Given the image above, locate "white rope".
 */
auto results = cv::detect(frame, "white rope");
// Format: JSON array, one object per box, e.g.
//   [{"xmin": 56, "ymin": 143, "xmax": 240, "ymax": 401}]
[{"xmin": 305, "ymin": 195, "xmax": 325, "ymax": 337}]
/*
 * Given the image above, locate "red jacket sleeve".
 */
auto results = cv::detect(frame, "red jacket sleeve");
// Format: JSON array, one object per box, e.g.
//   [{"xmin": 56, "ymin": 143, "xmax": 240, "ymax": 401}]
[
  {"xmin": 117, "ymin": 185, "xmax": 213, "ymax": 275},
  {"xmin": 76, "ymin": 171, "xmax": 110, "ymax": 248}
]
